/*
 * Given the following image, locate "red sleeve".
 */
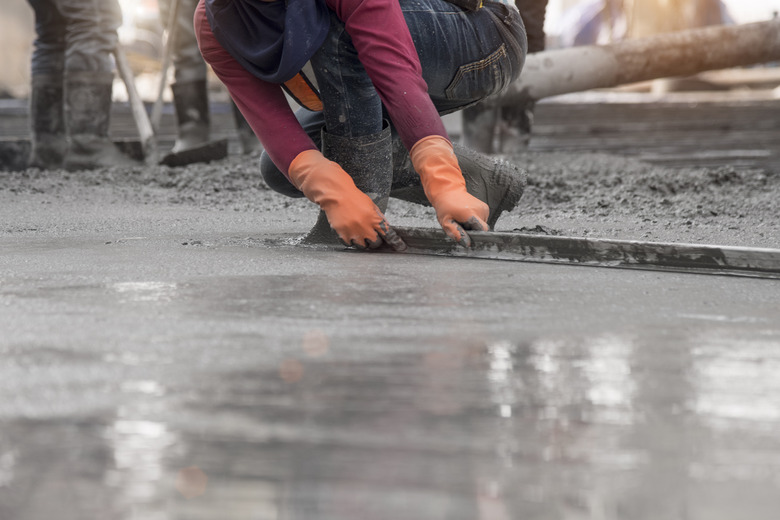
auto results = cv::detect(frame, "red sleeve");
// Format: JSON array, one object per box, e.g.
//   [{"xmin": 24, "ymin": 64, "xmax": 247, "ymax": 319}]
[
  {"xmin": 326, "ymin": 0, "xmax": 449, "ymax": 150},
  {"xmin": 195, "ymin": 1, "xmax": 317, "ymax": 176}
]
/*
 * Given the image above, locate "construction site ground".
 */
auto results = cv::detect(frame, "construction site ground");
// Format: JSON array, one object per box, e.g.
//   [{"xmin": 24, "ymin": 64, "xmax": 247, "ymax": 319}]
[{"xmin": 1, "ymin": 87, "xmax": 780, "ymax": 519}]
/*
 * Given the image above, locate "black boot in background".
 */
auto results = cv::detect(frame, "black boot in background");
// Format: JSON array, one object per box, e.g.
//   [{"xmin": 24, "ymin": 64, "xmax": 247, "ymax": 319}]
[
  {"xmin": 28, "ymin": 74, "xmax": 67, "ymax": 169},
  {"xmin": 170, "ymin": 80, "xmax": 210, "ymax": 154},
  {"xmin": 159, "ymin": 80, "xmax": 228, "ymax": 166},
  {"xmin": 63, "ymin": 71, "xmax": 139, "ymax": 171}
]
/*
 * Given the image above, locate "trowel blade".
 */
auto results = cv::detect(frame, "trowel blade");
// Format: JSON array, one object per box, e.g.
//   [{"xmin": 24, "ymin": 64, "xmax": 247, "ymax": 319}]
[
  {"xmin": 160, "ymin": 139, "xmax": 228, "ymax": 167},
  {"xmin": 392, "ymin": 227, "xmax": 780, "ymax": 279}
]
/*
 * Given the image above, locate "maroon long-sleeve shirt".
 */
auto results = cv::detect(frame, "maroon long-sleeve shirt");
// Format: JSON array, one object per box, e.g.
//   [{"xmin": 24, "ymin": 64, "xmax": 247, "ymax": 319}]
[{"xmin": 195, "ymin": 0, "xmax": 448, "ymax": 177}]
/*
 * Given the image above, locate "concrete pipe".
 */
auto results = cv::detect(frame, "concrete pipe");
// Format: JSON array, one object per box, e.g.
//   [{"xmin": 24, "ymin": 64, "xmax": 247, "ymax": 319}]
[{"xmin": 490, "ymin": 18, "xmax": 780, "ymax": 106}]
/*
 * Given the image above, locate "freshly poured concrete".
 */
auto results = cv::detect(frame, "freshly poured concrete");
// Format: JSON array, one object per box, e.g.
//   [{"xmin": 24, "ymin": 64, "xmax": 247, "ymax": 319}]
[
  {"xmin": 2, "ymin": 97, "xmax": 780, "ymax": 518},
  {"xmin": 2, "ymin": 196, "xmax": 780, "ymax": 519}
]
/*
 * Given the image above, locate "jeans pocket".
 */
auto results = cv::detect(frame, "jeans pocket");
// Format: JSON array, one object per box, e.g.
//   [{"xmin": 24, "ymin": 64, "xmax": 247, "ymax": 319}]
[{"xmin": 444, "ymin": 43, "xmax": 511, "ymax": 102}]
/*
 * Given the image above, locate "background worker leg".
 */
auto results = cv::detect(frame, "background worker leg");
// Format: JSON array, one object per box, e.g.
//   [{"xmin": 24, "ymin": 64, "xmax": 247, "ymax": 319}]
[
  {"xmin": 462, "ymin": 0, "xmax": 548, "ymax": 154},
  {"xmin": 57, "ymin": 0, "xmax": 137, "ymax": 169},
  {"xmin": 27, "ymin": 0, "xmax": 67, "ymax": 168},
  {"xmin": 159, "ymin": 0, "xmax": 210, "ymax": 154},
  {"xmin": 161, "ymin": 0, "xmax": 259, "ymax": 155}
]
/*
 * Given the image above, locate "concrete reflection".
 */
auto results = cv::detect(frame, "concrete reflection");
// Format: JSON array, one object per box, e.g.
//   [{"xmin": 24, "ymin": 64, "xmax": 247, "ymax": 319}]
[
  {"xmin": 2, "ymin": 325, "xmax": 780, "ymax": 519},
  {"xmin": 107, "ymin": 418, "xmax": 177, "ymax": 516},
  {"xmin": 109, "ymin": 281, "xmax": 179, "ymax": 303},
  {"xmin": 691, "ymin": 333, "xmax": 780, "ymax": 424},
  {"xmin": 580, "ymin": 334, "xmax": 637, "ymax": 425},
  {"xmin": 0, "ymin": 447, "xmax": 15, "ymax": 487}
]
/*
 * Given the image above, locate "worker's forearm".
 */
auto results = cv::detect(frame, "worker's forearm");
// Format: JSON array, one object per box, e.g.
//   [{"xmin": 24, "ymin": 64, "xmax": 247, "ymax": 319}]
[{"xmin": 194, "ymin": 0, "xmax": 317, "ymax": 175}]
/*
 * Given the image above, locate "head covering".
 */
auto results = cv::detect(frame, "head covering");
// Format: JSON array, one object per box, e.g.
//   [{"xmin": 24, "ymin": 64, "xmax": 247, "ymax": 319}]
[{"xmin": 205, "ymin": 0, "xmax": 331, "ymax": 84}]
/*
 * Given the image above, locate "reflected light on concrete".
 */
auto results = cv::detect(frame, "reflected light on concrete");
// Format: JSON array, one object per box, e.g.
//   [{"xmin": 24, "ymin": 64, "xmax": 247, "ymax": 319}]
[
  {"xmin": 0, "ymin": 449, "xmax": 16, "ymax": 487},
  {"xmin": 302, "ymin": 330, "xmax": 330, "ymax": 358},
  {"xmin": 580, "ymin": 334, "xmax": 637, "ymax": 425},
  {"xmin": 107, "ymin": 417, "xmax": 179, "ymax": 518},
  {"xmin": 279, "ymin": 359, "xmax": 304, "ymax": 383},
  {"xmin": 121, "ymin": 380, "xmax": 166, "ymax": 397},
  {"xmin": 528, "ymin": 338, "xmax": 566, "ymax": 420},
  {"xmin": 175, "ymin": 466, "xmax": 208, "ymax": 500},
  {"xmin": 691, "ymin": 336, "xmax": 780, "ymax": 425},
  {"xmin": 110, "ymin": 282, "xmax": 178, "ymax": 303},
  {"xmin": 486, "ymin": 341, "xmax": 517, "ymax": 418}
]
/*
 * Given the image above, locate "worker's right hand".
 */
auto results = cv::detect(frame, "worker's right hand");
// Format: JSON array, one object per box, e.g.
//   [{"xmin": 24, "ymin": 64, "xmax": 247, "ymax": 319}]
[{"xmin": 288, "ymin": 149, "xmax": 407, "ymax": 251}]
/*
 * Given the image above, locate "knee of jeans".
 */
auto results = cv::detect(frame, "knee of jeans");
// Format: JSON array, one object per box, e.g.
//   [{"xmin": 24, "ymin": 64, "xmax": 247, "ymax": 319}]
[
  {"xmin": 260, "ymin": 151, "xmax": 305, "ymax": 198},
  {"xmin": 31, "ymin": 52, "xmax": 66, "ymax": 77},
  {"xmin": 64, "ymin": 51, "xmax": 115, "ymax": 74}
]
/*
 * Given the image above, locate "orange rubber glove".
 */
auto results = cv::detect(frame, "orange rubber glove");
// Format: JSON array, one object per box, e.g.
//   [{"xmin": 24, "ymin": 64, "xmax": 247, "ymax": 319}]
[
  {"xmin": 288, "ymin": 149, "xmax": 406, "ymax": 251},
  {"xmin": 410, "ymin": 135, "xmax": 489, "ymax": 247}
]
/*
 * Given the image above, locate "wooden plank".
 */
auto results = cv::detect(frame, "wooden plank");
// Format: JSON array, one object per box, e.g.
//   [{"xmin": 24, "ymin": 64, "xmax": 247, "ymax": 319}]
[{"xmin": 393, "ymin": 227, "xmax": 780, "ymax": 279}]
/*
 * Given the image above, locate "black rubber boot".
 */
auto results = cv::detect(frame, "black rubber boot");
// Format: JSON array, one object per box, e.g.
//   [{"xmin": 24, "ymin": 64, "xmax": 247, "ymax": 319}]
[
  {"xmin": 63, "ymin": 71, "xmax": 139, "ymax": 170},
  {"xmin": 170, "ymin": 80, "xmax": 211, "ymax": 154},
  {"xmin": 461, "ymin": 104, "xmax": 498, "ymax": 154},
  {"xmin": 305, "ymin": 122, "xmax": 393, "ymax": 245},
  {"xmin": 390, "ymin": 141, "xmax": 527, "ymax": 229},
  {"xmin": 495, "ymin": 101, "xmax": 535, "ymax": 154},
  {"xmin": 462, "ymin": 101, "xmax": 536, "ymax": 154},
  {"xmin": 28, "ymin": 74, "xmax": 67, "ymax": 169}
]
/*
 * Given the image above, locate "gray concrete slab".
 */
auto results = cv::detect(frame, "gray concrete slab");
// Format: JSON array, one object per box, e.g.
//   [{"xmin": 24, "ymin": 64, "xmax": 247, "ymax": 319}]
[
  {"xmin": 2, "ymin": 91, "xmax": 780, "ymax": 519},
  {"xmin": 1, "ymin": 194, "xmax": 780, "ymax": 519}
]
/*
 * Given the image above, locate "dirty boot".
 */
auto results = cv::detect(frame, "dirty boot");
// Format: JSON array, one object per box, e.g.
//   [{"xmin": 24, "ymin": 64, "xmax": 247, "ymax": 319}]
[
  {"xmin": 63, "ymin": 71, "xmax": 139, "ymax": 170},
  {"xmin": 305, "ymin": 122, "xmax": 393, "ymax": 245},
  {"xmin": 495, "ymin": 102, "xmax": 535, "ymax": 154},
  {"xmin": 231, "ymin": 101, "xmax": 261, "ymax": 155},
  {"xmin": 28, "ymin": 74, "xmax": 67, "ymax": 169},
  {"xmin": 159, "ymin": 80, "xmax": 228, "ymax": 166},
  {"xmin": 390, "ymin": 142, "xmax": 527, "ymax": 229},
  {"xmin": 463, "ymin": 101, "xmax": 536, "ymax": 154},
  {"xmin": 170, "ymin": 80, "xmax": 210, "ymax": 154},
  {"xmin": 462, "ymin": 104, "xmax": 498, "ymax": 154}
]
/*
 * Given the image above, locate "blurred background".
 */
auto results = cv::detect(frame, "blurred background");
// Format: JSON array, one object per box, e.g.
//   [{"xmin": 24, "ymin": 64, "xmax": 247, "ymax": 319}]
[{"xmin": 1, "ymin": 0, "xmax": 778, "ymax": 101}]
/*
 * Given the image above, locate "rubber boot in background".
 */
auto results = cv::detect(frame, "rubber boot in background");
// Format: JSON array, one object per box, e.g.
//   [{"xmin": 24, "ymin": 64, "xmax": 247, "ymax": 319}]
[
  {"xmin": 63, "ymin": 71, "xmax": 139, "ymax": 170},
  {"xmin": 462, "ymin": 102, "xmax": 535, "ymax": 155},
  {"xmin": 305, "ymin": 122, "xmax": 393, "ymax": 245},
  {"xmin": 170, "ymin": 79, "xmax": 210, "ymax": 154},
  {"xmin": 495, "ymin": 102, "xmax": 536, "ymax": 154},
  {"xmin": 28, "ymin": 74, "xmax": 67, "ymax": 169},
  {"xmin": 231, "ymin": 101, "xmax": 261, "ymax": 155},
  {"xmin": 390, "ymin": 139, "xmax": 527, "ymax": 229},
  {"xmin": 461, "ymin": 104, "xmax": 498, "ymax": 154}
]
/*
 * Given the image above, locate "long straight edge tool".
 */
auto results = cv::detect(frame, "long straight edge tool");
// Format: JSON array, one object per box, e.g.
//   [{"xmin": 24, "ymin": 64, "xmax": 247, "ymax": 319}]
[{"xmin": 392, "ymin": 227, "xmax": 780, "ymax": 280}]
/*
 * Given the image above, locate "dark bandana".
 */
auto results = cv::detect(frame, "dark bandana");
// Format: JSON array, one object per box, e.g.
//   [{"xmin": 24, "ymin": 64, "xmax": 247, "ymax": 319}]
[{"xmin": 205, "ymin": 0, "xmax": 330, "ymax": 83}]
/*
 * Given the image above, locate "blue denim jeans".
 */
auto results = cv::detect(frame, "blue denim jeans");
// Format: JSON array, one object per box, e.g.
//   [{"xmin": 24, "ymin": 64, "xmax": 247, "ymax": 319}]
[
  {"xmin": 260, "ymin": 0, "xmax": 527, "ymax": 197},
  {"xmin": 28, "ymin": 0, "xmax": 123, "ymax": 77}
]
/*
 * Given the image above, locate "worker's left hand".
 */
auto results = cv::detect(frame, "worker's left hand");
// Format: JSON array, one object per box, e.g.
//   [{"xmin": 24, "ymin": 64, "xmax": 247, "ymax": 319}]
[
  {"xmin": 410, "ymin": 136, "xmax": 489, "ymax": 247},
  {"xmin": 428, "ymin": 189, "xmax": 489, "ymax": 247}
]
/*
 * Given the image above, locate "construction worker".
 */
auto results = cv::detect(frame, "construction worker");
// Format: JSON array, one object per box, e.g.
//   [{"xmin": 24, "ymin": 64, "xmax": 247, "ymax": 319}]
[
  {"xmin": 158, "ymin": 0, "xmax": 260, "ymax": 161},
  {"xmin": 462, "ymin": 0, "xmax": 549, "ymax": 154},
  {"xmin": 26, "ymin": 0, "xmax": 138, "ymax": 170},
  {"xmin": 195, "ymin": 0, "xmax": 528, "ymax": 250}
]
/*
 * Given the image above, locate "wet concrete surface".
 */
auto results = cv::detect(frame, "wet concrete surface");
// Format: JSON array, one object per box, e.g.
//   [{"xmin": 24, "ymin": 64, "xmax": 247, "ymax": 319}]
[
  {"xmin": 2, "ymin": 93, "xmax": 780, "ymax": 518},
  {"xmin": 2, "ymin": 212, "xmax": 780, "ymax": 519}
]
